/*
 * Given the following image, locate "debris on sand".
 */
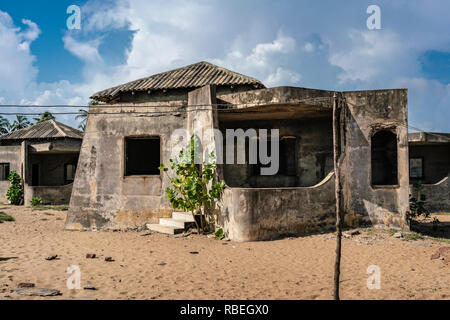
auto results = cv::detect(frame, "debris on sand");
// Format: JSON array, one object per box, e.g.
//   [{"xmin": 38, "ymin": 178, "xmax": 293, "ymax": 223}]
[
  {"xmin": 83, "ymin": 285, "xmax": 97, "ymax": 290},
  {"xmin": 12, "ymin": 287, "xmax": 61, "ymax": 297},
  {"xmin": 105, "ymin": 257, "xmax": 114, "ymax": 262},
  {"xmin": 431, "ymin": 247, "xmax": 450, "ymax": 260},
  {"xmin": 17, "ymin": 283, "xmax": 35, "ymax": 288},
  {"xmin": 86, "ymin": 253, "xmax": 96, "ymax": 259},
  {"xmin": 174, "ymin": 231, "xmax": 192, "ymax": 238},
  {"xmin": 393, "ymin": 232, "xmax": 403, "ymax": 239},
  {"xmin": 45, "ymin": 254, "xmax": 58, "ymax": 261}
]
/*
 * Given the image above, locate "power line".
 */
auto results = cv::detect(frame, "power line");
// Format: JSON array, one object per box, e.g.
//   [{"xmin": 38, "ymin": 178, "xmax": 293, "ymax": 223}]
[
  {"xmin": 0, "ymin": 103, "xmax": 449, "ymax": 140},
  {"xmin": 0, "ymin": 97, "xmax": 334, "ymax": 109}
]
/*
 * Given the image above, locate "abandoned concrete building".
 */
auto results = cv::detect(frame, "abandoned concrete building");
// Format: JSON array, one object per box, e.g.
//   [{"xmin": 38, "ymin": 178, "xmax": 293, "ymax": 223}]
[
  {"xmin": 408, "ymin": 132, "xmax": 450, "ymax": 213},
  {"xmin": 0, "ymin": 120, "xmax": 83, "ymax": 205},
  {"xmin": 64, "ymin": 61, "xmax": 417, "ymax": 241}
]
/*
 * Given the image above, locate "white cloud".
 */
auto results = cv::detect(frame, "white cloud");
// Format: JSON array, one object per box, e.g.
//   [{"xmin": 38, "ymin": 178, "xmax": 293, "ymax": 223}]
[
  {"xmin": 264, "ymin": 67, "xmax": 301, "ymax": 87},
  {"xmin": 213, "ymin": 33, "xmax": 299, "ymax": 86},
  {"xmin": 63, "ymin": 35, "xmax": 102, "ymax": 63},
  {"xmin": 393, "ymin": 77, "xmax": 450, "ymax": 132},
  {"xmin": 1, "ymin": 0, "xmax": 450, "ymax": 133},
  {"xmin": 329, "ymin": 30, "xmax": 412, "ymax": 83},
  {"xmin": 303, "ymin": 42, "xmax": 314, "ymax": 53},
  {"xmin": 0, "ymin": 11, "xmax": 39, "ymax": 94}
]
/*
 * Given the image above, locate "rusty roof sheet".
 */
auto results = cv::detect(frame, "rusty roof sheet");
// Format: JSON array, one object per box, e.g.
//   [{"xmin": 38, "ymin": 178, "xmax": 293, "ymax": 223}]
[
  {"xmin": 91, "ymin": 61, "xmax": 265, "ymax": 102},
  {"xmin": 0, "ymin": 120, "xmax": 83, "ymax": 141}
]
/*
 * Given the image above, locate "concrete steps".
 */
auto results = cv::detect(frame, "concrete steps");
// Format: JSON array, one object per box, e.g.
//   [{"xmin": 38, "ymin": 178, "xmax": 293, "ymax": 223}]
[
  {"xmin": 147, "ymin": 211, "xmax": 197, "ymax": 235},
  {"xmin": 172, "ymin": 211, "xmax": 195, "ymax": 222},
  {"xmin": 146, "ymin": 224, "xmax": 184, "ymax": 235}
]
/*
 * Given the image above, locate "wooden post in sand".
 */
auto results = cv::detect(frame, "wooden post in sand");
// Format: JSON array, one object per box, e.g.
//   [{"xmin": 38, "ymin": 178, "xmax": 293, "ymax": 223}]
[{"xmin": 333, "ymin": 92, "xmax": 343, "ymax": 300}]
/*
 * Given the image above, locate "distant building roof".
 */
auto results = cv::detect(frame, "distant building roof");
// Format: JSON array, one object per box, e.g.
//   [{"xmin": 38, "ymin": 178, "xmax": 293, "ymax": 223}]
[
  {"xmin": 408, "ymin": 132, "xmax": 450, "ymax": 144},
  {"xmin": 0, "ymin": 120, "xmax": 83, "ymax": 141},
  {"xmin": 91, "ymin": 61, "xmax": 265, "ymax": 102}
]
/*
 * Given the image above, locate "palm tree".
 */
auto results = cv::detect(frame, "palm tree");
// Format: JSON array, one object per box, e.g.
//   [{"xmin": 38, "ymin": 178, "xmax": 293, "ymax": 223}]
[
  {"xmin": 11, "ymin": 115, "xmax": 31, "ymax": 131},
  {"xmin": 76, "ymin": 109, "xmax": 89, "ymax": 131},
  {"xmin": 34, "ymin": 111, "xmax": 55, "ymax": 123},
  {"xmin": 0, "ymin": 116, "xmax": 11, "ymax": 135}
]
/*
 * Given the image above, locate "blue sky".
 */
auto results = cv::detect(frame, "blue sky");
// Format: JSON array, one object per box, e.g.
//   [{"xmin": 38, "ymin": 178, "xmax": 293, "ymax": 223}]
[{"xmin": 0, "ymin": 0, "xmax": 449, "ymax": 131}]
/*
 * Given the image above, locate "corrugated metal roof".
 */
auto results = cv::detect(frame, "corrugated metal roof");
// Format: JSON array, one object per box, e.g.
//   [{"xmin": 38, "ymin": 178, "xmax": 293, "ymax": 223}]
[
  {"xmin": 91, "ymin": 61, "xmax": 265, "ymax": 102},
  {"xmin": 0, "ymin": 120, "xmax": 83, "ymax": 141}
]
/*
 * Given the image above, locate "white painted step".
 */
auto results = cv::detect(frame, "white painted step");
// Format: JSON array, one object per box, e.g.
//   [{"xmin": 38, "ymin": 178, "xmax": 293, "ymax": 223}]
[
  {"xmin": 159, "ymin": 218, "xmax": 191, "ymax": 229},
  {"xmin": 146, "ymin": 224, "xmax": 184, "ymax": 235},
  {"xmin": 172, "ymin": 211, "xmax": 195, "ymax": 222}
]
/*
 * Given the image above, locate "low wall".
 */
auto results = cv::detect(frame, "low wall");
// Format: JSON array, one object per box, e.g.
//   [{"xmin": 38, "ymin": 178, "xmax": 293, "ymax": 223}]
[
  {"xmin": 413, "ymin": 176, "xmax": 450, "ymax": 213},
  {"xmin": 25, "ymin": 183, "xmax": 73, "ymax": 205},
  {"xmin": 219, "ymin": 172, "xmax": 336, "ymax": 241}
]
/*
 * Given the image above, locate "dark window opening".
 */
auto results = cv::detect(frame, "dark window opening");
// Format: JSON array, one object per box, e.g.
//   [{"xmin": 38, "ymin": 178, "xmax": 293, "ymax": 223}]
[
  {"xmin": 279, "ymin": 137, "xmax": 296, "ymax": 176},
  {"xmin": 251, "ymin": 138, "xmax": 273, "ymax": 176},
  {"xmin": 371, "ymin": 130, "xmax": 398, "ymax": 185},
  {"xmin": 31, "ymin": 163, "xmax": 40, "ymax": 186},
  {"xmin": 250, "ymin": 136, "xmax": 296, "ymax": 176},
  {"xmin": 64, "ymin": 163, "xmax": 77, "ymax": 183},
  {"xmin": 409, "ymin": 157, "xmax": 424, "ymax": 180},
  {"xmin": 125, "ymin": 137, "xmax": 160, "ymax": 176},
  {"xmin": 0, "ymin": 163, "xmax": 10, "ymax": 181}
]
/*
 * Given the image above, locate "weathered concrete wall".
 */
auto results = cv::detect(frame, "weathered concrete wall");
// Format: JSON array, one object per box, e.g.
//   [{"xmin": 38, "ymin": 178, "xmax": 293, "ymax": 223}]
[
  {"xmin": 219, "ymin": 117, "xmax": 333, "ymax": 187},
  {"xmin": 408, "ymin": 143, "xmax": 450, "ymax": 212},
  {"xmin": 413, "ymin": 177, "xmax": 450, "ymax": 213},
  {"xmin": 0, "ymin": 144, "xmax": 21, "ymax": 203},
  {"xmin": 0, "ymin": 139, "xmax": 80, "ymax": 204},
  {"xmin": 27, "ymin": 153, "xmax": 79, "ymax": 186},
  {"xmin": 66, "ymin": 85, "xmax": 411, "ymax": 239},
  {"xmin": 25, "ymin": 183, "xmax": 73, "ymax": 205},
  {"xmin": 342, "ymin": 89, "xmax": 409, "ymax": 229},
  {"xmin": 409, "ymin": 144, "xmax": 449, "ymax": 184},
  {"xmin": 111, "ymin": 85, "xmax": 257, "ymax": 104},
  {"xmin": 66, "ymin": 101, "xmax": 190, "ymax": 230},
  {"xmin": 220, "ymin": 172, "xmax": 336, "ymax": 241}
]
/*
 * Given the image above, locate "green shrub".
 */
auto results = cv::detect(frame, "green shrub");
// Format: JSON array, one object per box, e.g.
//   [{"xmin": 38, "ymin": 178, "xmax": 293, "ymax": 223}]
[
  {"xmin": 6, "ymin": 171, "xmax": 23, "ymax": 205},
  {"xmin": 159, "ymin": 136, "xmax": 225, "ymax": 234},
  {"xmin": 407, "ymin": 181, "xmax": 429, "ymax": 222},
  {"xmin": 30, "ymin": 197, "xmax": 42, "ymax": 206},
  {"xmin": 214, "ymin": 228, "xmax": 226, "ymax": 240}
]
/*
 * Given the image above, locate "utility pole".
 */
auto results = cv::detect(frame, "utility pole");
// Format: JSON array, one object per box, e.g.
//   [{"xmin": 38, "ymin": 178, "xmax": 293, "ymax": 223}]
[{"xmin": 333, "ymin": 92, "xmax": 343, "ymax": 300}]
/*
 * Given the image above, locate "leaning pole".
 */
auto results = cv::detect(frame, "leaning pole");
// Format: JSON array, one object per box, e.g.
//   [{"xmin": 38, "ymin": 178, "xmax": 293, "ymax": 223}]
[{"xmin": 333, "ymin": 92, "xmax": 343, "ymax": 300}]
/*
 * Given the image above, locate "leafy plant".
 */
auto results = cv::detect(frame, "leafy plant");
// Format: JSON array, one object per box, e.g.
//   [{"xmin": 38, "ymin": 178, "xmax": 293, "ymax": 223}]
[
  {"xmin": 407, "ymin": 181, "xmax": 429, "ymax": 222},
  {"xmin": 214, "ymin": 228, "xmax": 226, "ymax": 240},
  {"xmin": 10, "ymin": 115, "xmax": 31, "ymax": 131},
  {"xmin": 0, "ymin": 116, "xmax": 11, "ymax": 135},
  {"xmin": 76, "ymin": 109, "xmax": 89, "ymax": 131},
  {"xmin": 6, "ymin": 171, "xmax": 24, "ymax": 205},
  {"xmin": 159, "ymin": 137, "xmax": 225, "ymax": 234},
  {"xmin": 34, "ymin": 111, "xmax": 55, "ymax": 123},
  {"xmin": 30, "ymin": 197, "xmax": 42, "ymax": 207}
]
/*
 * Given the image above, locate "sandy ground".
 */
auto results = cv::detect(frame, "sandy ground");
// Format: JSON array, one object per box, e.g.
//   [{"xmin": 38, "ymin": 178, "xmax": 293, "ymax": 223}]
[{"xmin": 0, "ymin": 205, "xmax": 449, "ymax": 300}]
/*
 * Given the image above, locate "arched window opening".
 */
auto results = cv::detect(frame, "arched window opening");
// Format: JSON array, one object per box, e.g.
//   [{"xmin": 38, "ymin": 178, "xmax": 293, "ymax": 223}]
[{"xmin": 371, "ymin": 130, "xmax": 398, "ymax": 186}]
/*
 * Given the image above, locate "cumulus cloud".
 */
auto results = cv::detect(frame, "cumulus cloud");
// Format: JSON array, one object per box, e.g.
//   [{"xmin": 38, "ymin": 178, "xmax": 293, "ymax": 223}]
[
  {"xmin": 0, "ymin": 11, "xmax": 39, "ymax": 94},
  {"xmin": 63, "ymin": 35, "xmax": 102, "ymax": 63},
  {"xmin": 1, "ymin": 0, "xmax": 450, "ymax": 132},
  {"xmin": 213, "ymin": 33, "xmax": 300, "ymax": 86},
  {"xmin": 329, "ymin": 30, "xmax": 414, "ymax": 84}
]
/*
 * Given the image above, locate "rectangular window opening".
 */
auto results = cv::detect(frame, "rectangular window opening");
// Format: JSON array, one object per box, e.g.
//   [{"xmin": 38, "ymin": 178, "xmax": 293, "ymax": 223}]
[
  {"xmin": 65, "ymin": 163, "xmax": 77, "ymax": 183},
  {"xmin": 125, "ymin": 137, "xmax": 161, "ymax": 176},
  {"xmin": 0, "ymin": 163, "xmax": 10, "ymax": 181},
  {"xmin": 409, "ymin": 157, "xmax": 423, "ymax": 180}
]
